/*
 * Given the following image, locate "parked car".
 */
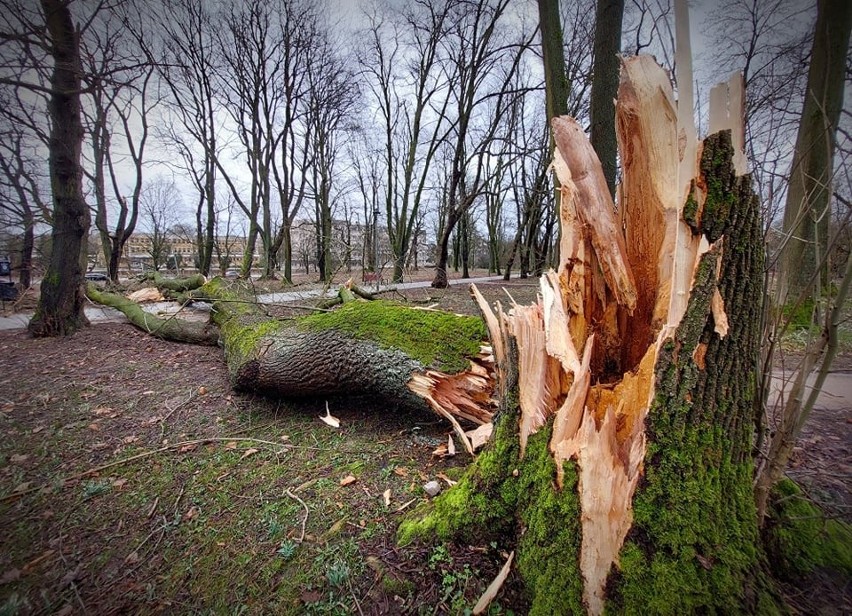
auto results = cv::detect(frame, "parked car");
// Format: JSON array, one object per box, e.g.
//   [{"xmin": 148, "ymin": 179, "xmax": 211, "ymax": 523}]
[{"xmin": 84, "ymin": 272, "xmax": 109, "ymax": 282}]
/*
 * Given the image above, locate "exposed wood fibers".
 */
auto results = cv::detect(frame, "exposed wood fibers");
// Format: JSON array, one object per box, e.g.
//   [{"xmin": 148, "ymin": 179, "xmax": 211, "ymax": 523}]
[{"xmin": 464, "ymin": 50, "xmax": 747, "ymax": 614}]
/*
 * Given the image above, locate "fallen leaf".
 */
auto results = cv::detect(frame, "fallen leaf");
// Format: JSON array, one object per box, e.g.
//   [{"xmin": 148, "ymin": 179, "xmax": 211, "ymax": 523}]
[
  {"xmin": 431, "ymin": 443, "xmax": 448, "ymax": 457},
  {"xmin": 339, "ymin": 475, "xmax": 357, "ymax": 486},
  {"xmin": 92, "ymin": 406, "xmax": 113, "ymax": 416},
  {"xmin": 447, "ymin": 434, "xmax": 456, "ymax": 457},
  {"xmin": 31, "ymin": 426, "xmax": 44, "ymax": 434},
  {"xmin": 88, "ymin": 423, "xmax": 100, "ymax": 431},
  {"xmin": 319, "ymin": 402, "xmax": 340, "ymax": 428},
  {"xmin": 13, "ymin": 482, "xmax": 31, "ymax": 493},
  {"xmin": 60, "ymin": 567, "xmax": 80, "ymax": 586},
  {"xmin": 178, "ymin": 443, "xmax": 197, "ymax": 454},
  {"xmin": 122, "ymin": 435, "xmax": 139, "ymax": 444},
  {"xmin": 240, "ymin": 448, "xmax": 259, "ymax": 460},
  {"xmin": 393, "ymin": 467, "xmax": 409, "ymax": 477},
  {"xmin": 183, "ymin": 506, "xmax": 199, "ymax": 521},
  {"xmin": 383, "ymin": 489, "xmax": 391, "ymax": 506},
  {"xmin": 10, "ymin": 454, "xmax": 28, "ymax": 465},
  {"xmin": 0, "ymin": 569, "xmax": 21, "ymax": 584},
  {"xmin": 124, "ymin": 551, "xmax": 140, "ymax": 565},
  {"xmin": 22, "ymin": 550, "xmax": 55, "ymax": 572},
  {"xmin": 112, "ymin": 478, "xmax": 128, "ymax": 489},
  {"xmin": 224, "ymin": 441, "xmax": 238, "ymax": 450}
]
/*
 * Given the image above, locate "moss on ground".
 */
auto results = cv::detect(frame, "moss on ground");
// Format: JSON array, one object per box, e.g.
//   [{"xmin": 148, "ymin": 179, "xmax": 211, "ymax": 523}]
[
  {"xmin": 398, "ymin": 412, "xmax": 586, "ymax": 614},
  {"xmin": 763, "ymin": 478, "xmax": 852, "ymax": 580},
  {"xmin": 298, "ymin": 300, "xmax": 487, "ymax": 374}
]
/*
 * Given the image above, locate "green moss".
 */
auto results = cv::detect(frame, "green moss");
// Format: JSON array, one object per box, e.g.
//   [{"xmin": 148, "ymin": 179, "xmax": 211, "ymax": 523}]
[
  {"xmin": 683, "ymin": 182, "xmax": 701, "ymax": 233},
  {"xmin": 515, "ymin": 429, "xmax": 584, "ymax": 616},
  {"xmin": 700, "ymin": 131, "xmax": 737, "ymax": 243},
  {"xmin": 397, "ymin": 411, "xmax": 519, "ymax": 546},
  {"xmin": 763, "ymin": 478, "xmax": 852, "ymax": 579},
  {"xmin": 222, "ymin": 319, "xmax": 286, "ymax": 360},
  {"xmin": 298, "ymin": 300, "xmax": 487, "ymax": 373}
]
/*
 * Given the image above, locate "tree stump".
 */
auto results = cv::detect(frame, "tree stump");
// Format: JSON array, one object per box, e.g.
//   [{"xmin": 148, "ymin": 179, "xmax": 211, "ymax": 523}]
[{"xmin": 399, "ymin": 56, "xmax": 775, "ymax": 614}]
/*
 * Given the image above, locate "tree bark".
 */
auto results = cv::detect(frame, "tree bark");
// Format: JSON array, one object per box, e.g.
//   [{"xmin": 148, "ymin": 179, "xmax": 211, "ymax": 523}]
[
  {"xmin": 776, "ymin": 0, "xmax": 852, "ymax": 302},
  {"xmin": 400, "ymin": 57, "xmax": 775, "ymax": 614},
  {"xmin": 589, "ymin": 0, "xmax": 625, "ymax": 198},
  {"xmin": 28, "ymin": 0, "xmax": 90, "ymax": 338}
]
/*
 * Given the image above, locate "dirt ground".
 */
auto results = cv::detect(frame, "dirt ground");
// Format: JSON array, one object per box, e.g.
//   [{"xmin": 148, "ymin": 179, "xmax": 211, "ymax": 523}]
[{"xmin": 1, "ymin": 278, "xmax": 849, "ymax": 614}]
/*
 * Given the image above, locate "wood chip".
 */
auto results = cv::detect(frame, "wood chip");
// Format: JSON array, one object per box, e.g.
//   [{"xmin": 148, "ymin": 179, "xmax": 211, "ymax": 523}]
[
  {"xmin": 339, "ymin": 475, "xmax": 357, "ymax": 486},
  {"xmin": 319, "ymin": 402, "xmax": 340, "ymax": 428},
  {"xmin": 472, "ymin": 551, "xmax": 514, "ymax": 614}
]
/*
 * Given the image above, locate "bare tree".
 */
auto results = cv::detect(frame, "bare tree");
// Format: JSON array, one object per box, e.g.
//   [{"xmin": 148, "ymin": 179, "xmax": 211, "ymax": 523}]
[
  {"xmin": 21, "ymin": 0, "xmax": 91, "ymax": 336},
  {"xmin": 430, "ymin": 0, "xmax": 533, "ymax": 288},
  {"xmin": 139, "ymin": 176, "xmax": 180, "ymax": 272},
  {"xmin": 80, "ymin": 8, "xmax": 155, "ymax": 283},
  {"xmin": 306, "ymin": 39, "xmax": 358, "ymax": 283},
  {"xmin": 0, "ymin": 125, "xmax": 51, "ymax": 288},
  {"xmin": 154, "ymin": 0, "xmax": 221, "ymax": 276},
  {"xmin": 358, "ymin": 0, "xmax": 455, "ymax": 283}
]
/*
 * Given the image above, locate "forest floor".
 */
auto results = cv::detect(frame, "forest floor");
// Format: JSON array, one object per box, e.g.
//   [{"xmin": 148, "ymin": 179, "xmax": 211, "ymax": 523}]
[{"xmin": 0, "ymin": 277, "xmax": 849, "ymax": 615}]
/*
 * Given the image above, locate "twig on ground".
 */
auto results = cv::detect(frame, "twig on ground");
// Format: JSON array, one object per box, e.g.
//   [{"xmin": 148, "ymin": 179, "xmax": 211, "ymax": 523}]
[
  {"xmin": 348, "ymin": 576, "xmax": 365, "ymax": 616},
  {"xmin": 285, "ymin": 488, "xmax": 309, "ymax": 543},
  {"xmin": 160, "ymin": 389, "xmax": 194, "ymax": 439}
]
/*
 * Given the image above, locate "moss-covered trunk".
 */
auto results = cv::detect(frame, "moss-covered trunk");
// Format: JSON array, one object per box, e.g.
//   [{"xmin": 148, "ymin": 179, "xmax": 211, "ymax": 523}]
[
  {"xmin": 401, "ymin": 57, "xmax": 774, "ymax": 612},
  {"xmin": 88, "ymin": 276, "xmax": 497, "ymax": 444}
]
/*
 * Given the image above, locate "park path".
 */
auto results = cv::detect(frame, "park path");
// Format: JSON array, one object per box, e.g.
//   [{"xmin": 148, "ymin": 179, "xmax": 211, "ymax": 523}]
[{"xmin": 0, "ymin": 275, "xmax": 508, "ymax": 331}]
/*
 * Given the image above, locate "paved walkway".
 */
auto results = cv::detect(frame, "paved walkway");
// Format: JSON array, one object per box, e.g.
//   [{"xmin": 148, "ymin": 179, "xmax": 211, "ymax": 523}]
[{"xmin": 0, "ymin": 275, "xmax": 511, "ymax": 332}]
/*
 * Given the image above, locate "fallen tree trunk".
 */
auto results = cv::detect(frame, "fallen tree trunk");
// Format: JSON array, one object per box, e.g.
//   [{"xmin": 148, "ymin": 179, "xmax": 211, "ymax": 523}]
[
  {"xmin": 400, "ymin": 55, "xmax": 776, "ymax": 613},
  {"xmin": 86, "ymin": 284, "xmax": 219, "ymax": 346},
  {"xmin": 88, "ymin": 278, "xmax": 496, "ymax": 450}
]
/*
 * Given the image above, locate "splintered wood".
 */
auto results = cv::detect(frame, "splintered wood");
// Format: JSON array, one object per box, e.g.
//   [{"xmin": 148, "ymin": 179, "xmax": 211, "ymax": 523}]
[
  {"xmin": 407, "ymin": 349, "xmax": 495, "ymax": 454},
  {"xmin": 470, "ymin": 53, "xmax": 746, "ymax": 616}
]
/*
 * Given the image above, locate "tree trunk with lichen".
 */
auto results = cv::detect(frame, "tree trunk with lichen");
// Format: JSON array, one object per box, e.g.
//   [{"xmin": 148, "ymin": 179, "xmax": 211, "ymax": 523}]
[{"xmin": 399, "ymin": 57, "xmax": 776, "ymax": 614}]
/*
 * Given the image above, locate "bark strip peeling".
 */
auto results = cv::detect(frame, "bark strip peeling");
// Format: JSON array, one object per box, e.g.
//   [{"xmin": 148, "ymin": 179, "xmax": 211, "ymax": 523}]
[{"xmin": 470, "ymin": 55, "xmax": 746, "ymax": 614}]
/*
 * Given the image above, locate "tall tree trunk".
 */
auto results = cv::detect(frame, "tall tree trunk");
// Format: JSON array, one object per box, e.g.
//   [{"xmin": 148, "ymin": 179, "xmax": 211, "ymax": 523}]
[
  {"xmin": 20, "ymin": 210, "xmax": 34, "ymax": 289},
  {"xmin": 29, "ymin": 0, "xmax": 90, "ymax": 338},
  {"xmin": 401, "ymin": 58, "xmax": 775, "ymax": 614},
  {"xmin": 776, "ymin": 0, "xmax": 851, "ymax": 303},
  {"xmin": 589, "ymin": 0, "xmax": 625, "ymax": 198},
  {"xmin": 537, "ymin": 0, "xmax": 570, "ymax": 121}
]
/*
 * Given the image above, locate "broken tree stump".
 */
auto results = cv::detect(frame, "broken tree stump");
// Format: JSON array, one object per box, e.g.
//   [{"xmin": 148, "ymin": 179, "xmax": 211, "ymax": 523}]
[{"xmin": 399, "ymin": 55, "xmax": 773, "ymax": 614}]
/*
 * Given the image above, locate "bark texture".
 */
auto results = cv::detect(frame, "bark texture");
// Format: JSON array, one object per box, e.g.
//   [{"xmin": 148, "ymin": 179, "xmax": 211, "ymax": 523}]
[
  {"xmin": 400, "ymin": 59, "xmax": 772, "ymax": 614},
  {"xmin": 28, "ymin": 0, "xmax": 90, "ymax": 337},
  {"xmin": 777, "ymin": 0, "xmax": 852, "ymax": 300}
]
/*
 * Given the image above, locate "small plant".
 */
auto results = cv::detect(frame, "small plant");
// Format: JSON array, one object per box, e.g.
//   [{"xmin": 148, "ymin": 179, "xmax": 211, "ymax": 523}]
[
  {"xmin": 276, "ymin": 540, "xmax": 297, "ymax": 560},
  {"xmin": 428, "ymin": 544, "xmax": 452, "ymax": 570},
  {"xmin": 82, "ymin": 479, "xmax": 111, "ymax": 499},
  {"xmin": 265, "ymin": 516, "xmax": 285, "ymax": 539},
  {"xmin": 325, "ymin": 561, "xmax": 350, "ymax": 589}
]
